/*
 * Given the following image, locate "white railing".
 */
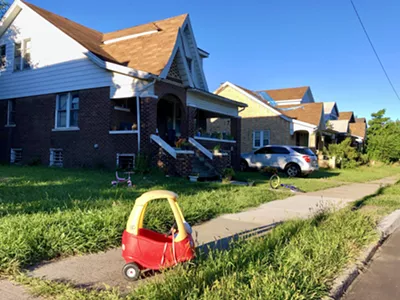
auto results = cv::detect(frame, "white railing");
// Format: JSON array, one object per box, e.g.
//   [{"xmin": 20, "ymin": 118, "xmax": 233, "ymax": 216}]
[
  {"xmin": 194, "ymin": 136, "xmax": 236, "ymax": 144},
  {"xmin": 189, "ymin": 137, "xmax": 213, "ymax": 160},
  {"xmin": 150, "ymin": 134, "xmax": 177, "ymax": 159}
]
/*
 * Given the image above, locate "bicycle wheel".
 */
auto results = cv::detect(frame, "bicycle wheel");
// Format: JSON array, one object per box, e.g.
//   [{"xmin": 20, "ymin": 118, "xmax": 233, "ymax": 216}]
[{"xmin": 269, "ymin": 174, "xmax": 281, "ymax": 189}]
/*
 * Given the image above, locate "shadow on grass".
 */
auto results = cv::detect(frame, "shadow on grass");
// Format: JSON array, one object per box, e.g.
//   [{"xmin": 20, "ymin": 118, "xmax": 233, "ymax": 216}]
[
  {"xmin": 195, "ymin": 222, "xmax": 282, "ymax": 257},
  {"xmin": 352, "ymin": 186, "xmax": 386, "ymax": 210}
]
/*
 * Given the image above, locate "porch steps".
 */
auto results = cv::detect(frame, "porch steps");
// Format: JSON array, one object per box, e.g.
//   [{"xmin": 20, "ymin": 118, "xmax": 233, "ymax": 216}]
[{"xmin": 192, "ymin": 156, "xmax": 220, "ymax": 180}]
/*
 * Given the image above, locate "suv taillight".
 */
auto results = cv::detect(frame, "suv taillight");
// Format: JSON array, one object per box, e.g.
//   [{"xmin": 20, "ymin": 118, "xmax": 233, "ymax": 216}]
[{"xmin": 303, "ymin": 155, "xmax": 311, "ymax": 163}]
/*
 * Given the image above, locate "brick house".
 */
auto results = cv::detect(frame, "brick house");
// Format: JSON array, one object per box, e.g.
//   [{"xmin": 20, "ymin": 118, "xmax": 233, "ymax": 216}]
[
  {"xmin": 210, "ymin": 82, "xmax": 329, "ymax": 153},
  {"xmin": 0, "ymin": 1, "xmax": 247, "ymax": 177}
]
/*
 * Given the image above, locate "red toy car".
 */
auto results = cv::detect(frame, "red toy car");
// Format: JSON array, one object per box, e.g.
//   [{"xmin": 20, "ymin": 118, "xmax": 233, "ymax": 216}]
[{"xmin": 122, "ymin": 190, "xmax": 195, "ymax": 280}]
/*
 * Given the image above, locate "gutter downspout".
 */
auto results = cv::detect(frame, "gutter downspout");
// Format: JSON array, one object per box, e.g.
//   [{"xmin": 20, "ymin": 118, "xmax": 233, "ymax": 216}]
[{"xmin": 136, "ymin": 80, "xmax": 157, "ymax": 153}]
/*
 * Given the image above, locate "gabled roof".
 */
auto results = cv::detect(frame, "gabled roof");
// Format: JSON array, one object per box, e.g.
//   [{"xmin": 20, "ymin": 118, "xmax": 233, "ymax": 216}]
[
  {"xmin": 278, "ymin": 103, "xmax": 324, "ymax": 126},
  {"xmin": 323, "ymin": 102, "xmax": 338, "ymax": 115},
  {"xmin": 216, "ymin": 82, "xmax": 291, "ymax": 119},
  {"xmin": 21, "ymin": 1, "xmax": 187, "ymax": 75},
  {"xmin": 338, "ymin": 111, "xmax": 354, "ymax": 122},
  {"xmin": 259, "ymin": 86, "xmax": 309, "ymax": 101},
  {"xmin": 349, "ymin": 122, "xmax": 366, "ymax": 139},
  {"xmin": 329, "ymin": 120, "xmax": 349, "ymax": 133},
  {"xmin": 356, "ymin": 117, "xmax": 366, "ymax": 124}
]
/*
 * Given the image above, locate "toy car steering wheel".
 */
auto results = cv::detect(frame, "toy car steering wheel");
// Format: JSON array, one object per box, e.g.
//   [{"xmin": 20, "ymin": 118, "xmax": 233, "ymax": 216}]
[{"xmin": 166, "ymin": 222, "xmax": 177, "ymax": 236}]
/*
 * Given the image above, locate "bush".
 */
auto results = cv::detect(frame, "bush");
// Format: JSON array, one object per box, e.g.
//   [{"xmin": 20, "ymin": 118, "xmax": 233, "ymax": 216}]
[
  {"xmin": 222, "ymin": 167, "xmax": 235, "ymax": 181},
  {"xmin": 325, "ymin": 138, "xmax": 364, "ymax": 169},
  {"xmin": 135, "ymin": 153, "xmax": 151, "ymax": 174},
  {"xmin": 367, "ymin": 109, "xmax": 400, "ymax": 163}
]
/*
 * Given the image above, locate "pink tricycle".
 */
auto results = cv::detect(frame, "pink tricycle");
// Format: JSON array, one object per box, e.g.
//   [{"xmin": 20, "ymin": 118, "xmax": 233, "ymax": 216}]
[{"xmin": 111, "ymin": 171, "xmax": 134, "ymax": 187}]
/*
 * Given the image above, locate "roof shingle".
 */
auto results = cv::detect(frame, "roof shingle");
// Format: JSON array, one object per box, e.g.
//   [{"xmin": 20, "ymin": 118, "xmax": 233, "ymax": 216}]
[
  {"xmin": 22, "ymin": 1, "xmax": 187, "ymax": 75},
  {"xmin": 259, "ymin": 86, "xmax": 309, "ymax": 101},
  {"xmin": 278, "ymin": 103, "xmax": 323, "ymax": 126},
  {"xmin": 349, "ymin": 122, "xmax": 366, "ymax": 139},
  {"xmin": 338, "ymin": 111, "xmax": 354, "ymax": 121}
]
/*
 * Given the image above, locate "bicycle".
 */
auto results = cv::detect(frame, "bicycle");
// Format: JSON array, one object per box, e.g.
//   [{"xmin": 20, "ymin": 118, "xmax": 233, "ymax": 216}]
[{"xmin": 264, "ymin": 168, "xmax": 305, "ymax": 193}]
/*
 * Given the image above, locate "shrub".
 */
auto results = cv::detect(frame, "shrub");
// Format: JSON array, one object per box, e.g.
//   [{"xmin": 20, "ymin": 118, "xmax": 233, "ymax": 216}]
[
  {"xmin": 222, "ymin": 167, "xmax": 235, "ymax": 181},
  {"xmin": 325, "ymin": 138, "xmax": 363, "ymax": 169},
  {"xmin": 135, "ymin": 153, "xmax": 151, "ymax": 174},
  {"xmin": 367, "ymin": 109, "xmax": 400, "ymax": 163}
]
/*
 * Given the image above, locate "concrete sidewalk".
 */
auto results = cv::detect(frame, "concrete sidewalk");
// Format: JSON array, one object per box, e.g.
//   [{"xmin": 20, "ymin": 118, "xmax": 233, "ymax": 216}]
[
  {"xmin": 343, "ymin": 227, "xmax": 400, "ymax": 300},
  {"xmin": 25, "ymin": 176, "xmax": 397, "ymax": 293},
  {"xmin": 0, "ymin": 280, "xmax": 41, "ymax": 300}
]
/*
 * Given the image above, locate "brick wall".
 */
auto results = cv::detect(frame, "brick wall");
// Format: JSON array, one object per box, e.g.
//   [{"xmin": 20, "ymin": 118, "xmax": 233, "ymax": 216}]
[{"xmin": 0, "ymin": 87, "xmax": 138, "ymax": 169}]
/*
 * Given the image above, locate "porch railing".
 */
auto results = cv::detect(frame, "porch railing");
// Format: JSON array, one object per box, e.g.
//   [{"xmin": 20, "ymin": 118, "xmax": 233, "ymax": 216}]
[
  {"xmin": 189, "ymin": 137, "xmax": 213, "ymax": 160},
  {"xmin": 150, "ymin": 134, "xmax": 178, "ymax": 159}
]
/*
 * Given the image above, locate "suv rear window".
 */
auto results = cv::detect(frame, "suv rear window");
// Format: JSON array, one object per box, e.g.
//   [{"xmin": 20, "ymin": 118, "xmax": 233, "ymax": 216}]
[{"xmin": 292, "ymin": 147, "xmax": 315, "ymax": 156}]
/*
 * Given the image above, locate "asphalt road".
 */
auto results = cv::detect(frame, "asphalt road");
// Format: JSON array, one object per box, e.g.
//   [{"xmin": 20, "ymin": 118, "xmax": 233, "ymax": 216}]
[{"xmin": 343, "ymin": 228, "xmax": 400, "ymax": 300}]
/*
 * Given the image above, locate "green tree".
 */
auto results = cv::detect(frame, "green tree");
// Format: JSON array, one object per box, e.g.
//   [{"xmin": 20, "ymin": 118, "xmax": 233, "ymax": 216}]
[{"xmin": 367, "ymin": 109, "xmax": 400, "ymax": 163}]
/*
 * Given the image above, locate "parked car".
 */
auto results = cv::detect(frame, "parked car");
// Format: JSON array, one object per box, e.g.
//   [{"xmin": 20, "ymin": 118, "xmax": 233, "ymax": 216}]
[{"xmin": 240, "ymin": 145, "xmax": 319, "ymax": 177}]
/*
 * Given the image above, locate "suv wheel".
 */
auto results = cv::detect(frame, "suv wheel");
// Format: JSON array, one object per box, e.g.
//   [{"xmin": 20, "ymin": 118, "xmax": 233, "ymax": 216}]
[{"xmin": 285, "ymin": 163, "xmax": 301, "ymax": 177}]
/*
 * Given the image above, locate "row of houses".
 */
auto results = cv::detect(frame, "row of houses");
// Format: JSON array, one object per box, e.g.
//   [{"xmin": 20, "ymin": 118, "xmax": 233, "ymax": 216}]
[
  {"xmin": 210, "ymin": 82, "xmax": 367, "ymax": 155},
  {"xmin": 0, "ymin": 1, "xmax": 366, "ymax": 177}
]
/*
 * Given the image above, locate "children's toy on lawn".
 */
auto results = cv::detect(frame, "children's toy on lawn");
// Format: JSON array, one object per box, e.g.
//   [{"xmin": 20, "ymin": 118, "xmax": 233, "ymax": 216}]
[
  {"xmin": 111, "ymin": 171, "xmax": 134, "ymax": 187},
  {"xmin": 122, "ymin": 190, "xmax": 195, "ymax": 281}
]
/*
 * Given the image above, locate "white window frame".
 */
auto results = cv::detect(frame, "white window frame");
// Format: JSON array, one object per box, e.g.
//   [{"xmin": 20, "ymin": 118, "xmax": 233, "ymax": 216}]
[
  {"xmin": 252, "ymin": 130, "xmax": 270, "ymax": 149},
  {"xmin": 0, "ymin": 44, "xmax": 6, "ymax": 70},
  {"xmin": 116, "ymin": 153, "xmax": 135, "ymax": 170},
  {"xmin": 13, "ymin": 38, "xmax": 31, "ymax": 72},
  {"xmin": 6, "ymin": 99, "xmax": 16, "ymax": 127},
  {"xmin": 10, "ymin": 148, "xmax": 22, "ymax": 164},
  {"xmin": 54, "ymin": 92, "xmax": 80, "ymax": 131},
  {"xmin": 49, "ymin": 149, "xmax": 63, "ymax": 167}
]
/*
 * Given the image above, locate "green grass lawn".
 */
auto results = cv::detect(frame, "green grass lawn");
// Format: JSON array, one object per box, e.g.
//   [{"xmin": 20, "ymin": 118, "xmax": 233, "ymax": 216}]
[{"xmin": 0, "ymin": 164, "xmax": 398, "ymax": 275}]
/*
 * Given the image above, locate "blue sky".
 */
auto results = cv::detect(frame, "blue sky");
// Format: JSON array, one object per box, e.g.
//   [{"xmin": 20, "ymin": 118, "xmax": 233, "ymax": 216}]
[{"xmin": 19, "ymin": 0, "xmax": 400, "ymax": 120}]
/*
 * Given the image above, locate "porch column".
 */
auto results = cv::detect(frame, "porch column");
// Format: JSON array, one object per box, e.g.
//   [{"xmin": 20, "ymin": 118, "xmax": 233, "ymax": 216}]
[
  {"xmin": 139, "ymin": 97, "xmax": 158, "ymax": 152},
  {"xmin": 230, "ymin": 117, "xmax": 241, "ymax": 170},
  {"xmin": 187, "ymin": 107, "xmax": 197, "ymax": 137}
]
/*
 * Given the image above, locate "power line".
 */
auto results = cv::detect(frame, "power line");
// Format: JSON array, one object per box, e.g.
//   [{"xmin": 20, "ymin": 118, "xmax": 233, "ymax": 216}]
[{"xmin": 350, "ymin": 0, "xmax": 400, "ymax": 102}]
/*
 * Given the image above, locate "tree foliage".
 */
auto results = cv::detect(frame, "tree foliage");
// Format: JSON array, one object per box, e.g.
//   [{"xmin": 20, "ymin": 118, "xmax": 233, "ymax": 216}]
[
  {"xmin": 366, "ymin": 109, "xmax": 400, "ymax": 163},
  {"xmin": 325, "ymin": 138, "xmax": 365, "ymax": 169}
]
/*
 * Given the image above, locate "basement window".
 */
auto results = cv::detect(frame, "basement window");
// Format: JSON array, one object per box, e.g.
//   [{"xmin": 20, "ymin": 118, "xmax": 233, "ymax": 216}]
[
  {"xmin": 49, "ymin": 149, "xmax": 63, "ymax": 167},
  {"xmin": 10, "ymin": 148, "xmax": 22, "ymax": 164},
  {"xmin": 116, "ymin": 153, "xmax": 135, "ymax": 170}
]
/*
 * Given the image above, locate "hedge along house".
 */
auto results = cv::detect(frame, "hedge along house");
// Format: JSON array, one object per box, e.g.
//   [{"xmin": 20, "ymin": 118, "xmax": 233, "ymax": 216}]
[
  {"xmin": 211, "ymin": 82, "xmax": 329, "ymax": 153},
  {"xmin": 0, "ymin": 1, "xmax": 247, "ymax": 176}
]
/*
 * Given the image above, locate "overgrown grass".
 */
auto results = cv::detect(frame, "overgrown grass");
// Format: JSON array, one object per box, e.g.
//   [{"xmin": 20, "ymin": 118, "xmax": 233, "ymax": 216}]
[
  {"xmin": 14, "ymin": 181, "xmax": 400, "ymax": 300},
  {"xmin": 132, "ymin": 209, "xmax": 378, "ymax": 300},
  {"xmin": 0, "ymin": 165, "xmax": 397, "ymax": 276},
  {"xmin": 0, "ymin": 166, "xmax": 285, "ymax": 274},
  {"xmin": 355, "ymin": 180, "xmax": 400, "ymax": 216}
]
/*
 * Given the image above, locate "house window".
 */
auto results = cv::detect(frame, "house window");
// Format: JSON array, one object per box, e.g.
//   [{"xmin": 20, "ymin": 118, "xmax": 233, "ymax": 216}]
[
  {"xmin": 14, "ymin": 42, "xmax": 21, "ymax": 71},
  {"xmin": 10, "ymin": 148, "xmax": 22, "ymax": 164},
  {"xmin": 23, "ymin": 39, "xmax": 31, "ymax": 70},
  {"xmin": 55, "ymin": 92, "xmax": 79, "ymax": 129},
  {"xmin": 0, "ymin": 45, "xmax": 6, "ymax": 69},
  {"xmin": 13, "ymin": 39, "xmax": 31, "ymax": 72},
  {"xmin": 49, "ymin": 149, "xmax": 63, "ymax": 167},
  {"xmin": 116, "ymin": 154, "xmax": 135, "ymax": 170},
  {"xmin": 6, "ymin": 100, "xmax": 16, "ymax": 126},
  {"xmin": 253, "ymin": 130, "xmax": 270, "ymax": 149},
  {"xmin": 186, "ymin": 57, "xmax": 192, "ymax": 72}
]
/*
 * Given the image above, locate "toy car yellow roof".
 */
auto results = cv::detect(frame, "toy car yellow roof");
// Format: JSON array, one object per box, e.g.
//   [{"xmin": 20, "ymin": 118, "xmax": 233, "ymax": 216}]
[{"xmin": 135, "ymin": 190, "xmax": 178, "ymax": 205}]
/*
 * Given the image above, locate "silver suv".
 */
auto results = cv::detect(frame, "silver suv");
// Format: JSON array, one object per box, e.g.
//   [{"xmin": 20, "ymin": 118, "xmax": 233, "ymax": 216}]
[{"xmin": 241, "ymin": 145, "xmax": 319, "ymax": 177}]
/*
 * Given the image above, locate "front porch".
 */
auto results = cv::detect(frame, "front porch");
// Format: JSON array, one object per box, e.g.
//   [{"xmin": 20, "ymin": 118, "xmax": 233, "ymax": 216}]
[{"xmin": 138, "ymin": 84, "xmax": 246, "ymax": 178}]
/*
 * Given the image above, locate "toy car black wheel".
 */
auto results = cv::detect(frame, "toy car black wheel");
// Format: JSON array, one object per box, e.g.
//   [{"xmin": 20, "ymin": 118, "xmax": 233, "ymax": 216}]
[{"xmin": 123, "ymin": 263, "xmax": 140, "ymax": 281}]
